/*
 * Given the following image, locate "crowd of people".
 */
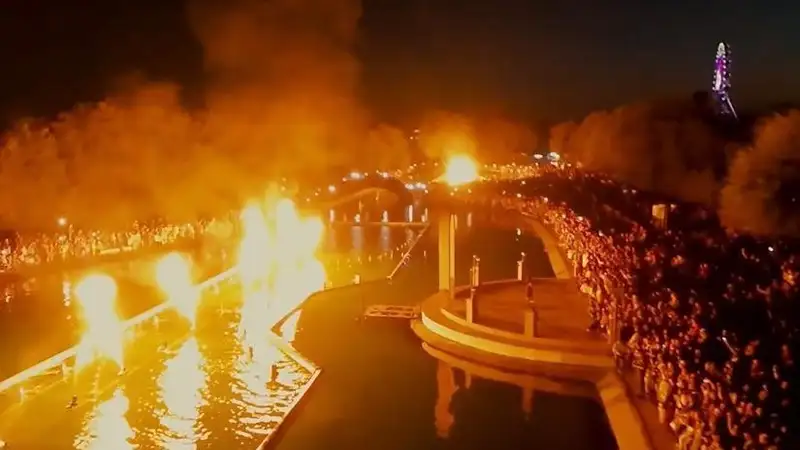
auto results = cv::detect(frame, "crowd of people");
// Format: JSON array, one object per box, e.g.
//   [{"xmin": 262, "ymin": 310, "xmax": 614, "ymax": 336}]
[
  {"xmin": 498, "ymin": 165, "xmax": 798, "ymax": 450},
  {"xmin": 0, "ymin": 218, "xmax": 237, "ymax": 272}
]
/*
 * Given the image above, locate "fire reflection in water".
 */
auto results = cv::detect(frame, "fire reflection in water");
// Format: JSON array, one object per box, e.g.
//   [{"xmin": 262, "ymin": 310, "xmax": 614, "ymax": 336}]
[
  {"xmin": 157, "ymin": 337, "xmax": 208, "ymax": 449},
  {"xmin": 73, "ymin": 388, "xmax": 134, "ymax": 450},
  {"xmin": 232, "ymin": 329, "xmax": 312, "ymax": 441}
]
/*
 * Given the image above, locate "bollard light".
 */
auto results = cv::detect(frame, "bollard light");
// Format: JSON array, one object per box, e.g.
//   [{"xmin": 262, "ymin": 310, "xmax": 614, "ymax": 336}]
[{"xmin": 471, "ymin": 255, "xmax": 481, "ymax": 287}]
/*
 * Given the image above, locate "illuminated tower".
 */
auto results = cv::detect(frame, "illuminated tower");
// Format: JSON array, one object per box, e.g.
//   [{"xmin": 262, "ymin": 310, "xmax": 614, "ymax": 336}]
[{"xmin": 711, "ymin": 42, "xmax": 738, "ymax": 119}]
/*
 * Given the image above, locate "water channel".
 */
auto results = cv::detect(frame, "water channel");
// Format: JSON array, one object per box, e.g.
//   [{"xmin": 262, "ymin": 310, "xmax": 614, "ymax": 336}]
[{"xmin": 0, "ymin": 204, "xmax": 617, "ymax": 449}]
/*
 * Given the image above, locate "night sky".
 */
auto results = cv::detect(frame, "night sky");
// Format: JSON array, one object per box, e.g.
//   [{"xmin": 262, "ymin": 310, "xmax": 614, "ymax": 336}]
[{"xmin": 0, "ymin": 0, "xmax": 797, "ymax": 125}]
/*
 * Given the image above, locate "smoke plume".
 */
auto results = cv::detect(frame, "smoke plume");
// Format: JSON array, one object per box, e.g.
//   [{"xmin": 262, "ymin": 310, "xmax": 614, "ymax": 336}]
[{"xmin": 187, "ymin": 0, "xmax": 370, "ymax": 183}]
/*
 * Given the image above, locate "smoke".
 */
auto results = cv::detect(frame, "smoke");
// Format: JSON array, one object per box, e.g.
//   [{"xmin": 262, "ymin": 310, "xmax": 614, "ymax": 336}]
[
  {"xmin": 418, "ymin": 110, "xmax": 535, "ymax": 163},
  {"xmin": 719, "ymin": 111, "xmax": 800, "ymax": 236},
  {"xmin": 187, "ymin": 0, "xmax": 370, "ymax": 182},
  {"xmin": 418, "ymin": 111, "xmax": 477, "ymax": 161}
]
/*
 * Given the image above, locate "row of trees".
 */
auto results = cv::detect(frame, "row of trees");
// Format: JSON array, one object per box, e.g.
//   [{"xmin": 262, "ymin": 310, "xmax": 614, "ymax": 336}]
[
  {"xmin": 0, "ymin": 82, "xmax": 413, "ymax": 229},
  {"xmin": 548, "ymin": 95, "xmax": 800, "ymax": 236},
  {"xmin": 0, "ymin": 81, "xmax": 537, "ymax": 229}
]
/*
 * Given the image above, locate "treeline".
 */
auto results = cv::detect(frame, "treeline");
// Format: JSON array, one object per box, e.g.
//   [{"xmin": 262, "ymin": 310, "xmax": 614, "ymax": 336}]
[
  {"xmin": 0, "ymin": 82, "xmax": 537, "ymax": 230},
  {"xmin": 548, "ymin": 95, "xmax": 800, "ymax": 237},
  {"xmin": 0, "ymin": 82, "xmax": 407, "ymax": 229}
]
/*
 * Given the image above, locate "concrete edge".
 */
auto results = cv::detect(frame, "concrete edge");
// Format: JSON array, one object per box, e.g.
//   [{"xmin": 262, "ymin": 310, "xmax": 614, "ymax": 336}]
[
  {"xmin": 440, "ymin": 306, "xmax": 528, "ymax": 341},
  {"xmin": 596, "ymin": 372, "xmax": 656, "ymax": 450},
  {"xmin": 524, "ymin": 217, "xmax": 572, "ymax": 280},
  {"xmin": 421, "ymin": 307, "xmax": 613, "ymax": 369},
  {"xmin": 256, "ymin": 367, "xmax": 322, "ymax": 450},
  {"xmin": 436, "ymin": 285, "xmax": 608, "ymax": 354}
]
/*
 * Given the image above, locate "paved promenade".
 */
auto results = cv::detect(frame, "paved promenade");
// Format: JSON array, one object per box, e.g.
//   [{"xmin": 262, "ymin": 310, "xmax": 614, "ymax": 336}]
[{"xmin": 413, "ymin": 216, "xmax": 674, "ymax": 450}]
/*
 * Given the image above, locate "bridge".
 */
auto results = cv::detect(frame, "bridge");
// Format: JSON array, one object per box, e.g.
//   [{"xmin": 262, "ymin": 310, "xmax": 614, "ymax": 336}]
[{"xmin": 316, "ymin": 173, "xmax": 418, "ymax": 209}]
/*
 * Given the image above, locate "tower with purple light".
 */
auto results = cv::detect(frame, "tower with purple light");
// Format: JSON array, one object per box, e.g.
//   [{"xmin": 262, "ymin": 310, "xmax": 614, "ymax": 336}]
[{"xmin": 712, "ymin": 42, "xmax": 737, "ymax": 119}]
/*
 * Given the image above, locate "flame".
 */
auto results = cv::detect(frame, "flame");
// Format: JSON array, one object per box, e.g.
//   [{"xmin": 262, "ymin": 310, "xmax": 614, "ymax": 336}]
[
  {"xmin": 279, "ymin": 310, "xmax": 302, "ymax": 343},
  {"xmin": 238, "ymin": 203, "xmax": 273, "ymax": 288},
  {"xmin": 73, "ymin": 274, "xmax": 123, "ymax": 370},
  {"xmin": 441, "ymin": 154, "xmax": 479, "ymax": 186},
  {"xmin": 236, "ymin": 197, "xmax": 326, "ymax": 352},
  {"xmin": 155, "ymin": 252, "xmax": 198, "ymax": 327}
]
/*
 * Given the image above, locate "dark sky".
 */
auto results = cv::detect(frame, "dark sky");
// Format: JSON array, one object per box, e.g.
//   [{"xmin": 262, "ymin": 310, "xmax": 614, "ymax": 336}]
[{"xmin": 0, "ymin": 0, "xmax": 798, "ymax": 125}]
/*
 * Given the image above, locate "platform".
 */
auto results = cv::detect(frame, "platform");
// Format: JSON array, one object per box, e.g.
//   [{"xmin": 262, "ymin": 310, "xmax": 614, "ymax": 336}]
[
  {"xmin": 447, "ymin": 279, "xmax": 604, "ymax": 346},
  {"xmin": 364, "ymin": 304, "xmax": 419, "ymax": 319},
  {"xmin": 412, "ymin": 215, "xmax": 671, "ymax": 450}
]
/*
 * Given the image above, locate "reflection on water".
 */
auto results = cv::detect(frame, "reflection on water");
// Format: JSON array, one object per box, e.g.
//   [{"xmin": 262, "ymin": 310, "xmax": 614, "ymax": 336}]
[
  {"xmin": 157, "ymin": 337, "xmax": 206, "ymax": 449},
  {"xmin": 74, "ymin": 388, "xmax": 134, "ymax": 450},
  {"xmin": 430, "ymin": 356, "xmax": 618, "ymax": 450},
  {"xmin": 232, "ymin": 338, "xmax": 303, "ymax": 441},
  {"xmin": 435, "ymin": 361, "xmax": 456, "ymax": 439},
  {"xmin": 3, "ymin": 282, "xmax": 318, "ymax": 448},
  {"xmin": 379, "ymin": 226, "xmax": 391, "ymax": 252},
  {"xmin": 351, "ymin": 226, "xmax": 363, "ymax": 253}
]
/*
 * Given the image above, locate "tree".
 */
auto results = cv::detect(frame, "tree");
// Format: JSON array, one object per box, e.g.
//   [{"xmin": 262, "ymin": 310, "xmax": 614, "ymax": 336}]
[
  {"xmin": 475, "ymin": 119, "xmax": 537, "ymax": 163},
  {"xmin": 0, "ymin": 120, "xmax": 70, "ymax": 229},
  {"xmin": 559, "ymin": 98, "xmax": 726, "ymax": 204}
]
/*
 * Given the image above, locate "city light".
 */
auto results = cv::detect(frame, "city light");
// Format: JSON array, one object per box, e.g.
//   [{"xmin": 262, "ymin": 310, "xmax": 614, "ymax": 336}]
[{"xmin": 441, "ymin": 154, "xmax": 479, "ymax": 186}]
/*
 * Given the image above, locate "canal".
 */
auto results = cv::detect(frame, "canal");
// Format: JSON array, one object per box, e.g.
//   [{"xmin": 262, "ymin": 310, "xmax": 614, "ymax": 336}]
[
  {"xmin": 0, "ymin": 206, "xmax": 617, "ymax": 449},
  {"xmin": 0, "ymin": 222, "xmax": 415, "ymax": 380},
  {"xmin": 276, "ymin": 210, "xmax": 618, "ymax": 450}
]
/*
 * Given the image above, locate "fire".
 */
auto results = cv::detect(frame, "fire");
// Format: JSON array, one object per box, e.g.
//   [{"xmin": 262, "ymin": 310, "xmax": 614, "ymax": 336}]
[
  {"xmin": 236, "ymin": 197, "xmax": 326, "ymax": 352},
  {"xmin": 155, "ymin": 252, "xmax": 198, "ymax": 326},
  {"xmin": 238, "ymin": 203, "xmax": 273, "ymax": 288},
  {"xmin": 73, "ymin": 274, "xmax": 124, "ymax": 370},
  {"xmin": 441, "ymin": 154, "xmax": 479, "ymax": 186}
]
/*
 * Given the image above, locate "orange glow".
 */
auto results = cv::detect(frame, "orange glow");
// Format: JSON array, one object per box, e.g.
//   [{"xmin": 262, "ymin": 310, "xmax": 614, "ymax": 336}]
[
  {"xmin": 441, "ymin": 154, "xmax": 479, "ymax": 186},
  {"xmin": 236, "ymin": 196, "xmax": 326, "ymax": 352},
  {"xmin": 155, "ymin": 252, "xmax": 198, "ymax": 326},
  {"xmin": 73, "ymin": 274, "xmax": 123, "ymax": 370},
  {"xmin": 73, "ymin": 388, "xmax": 133, "ymax": 450},
  {"xmin": 157, "ymin": 337, "xmax": 205, "ymax": 447}
]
